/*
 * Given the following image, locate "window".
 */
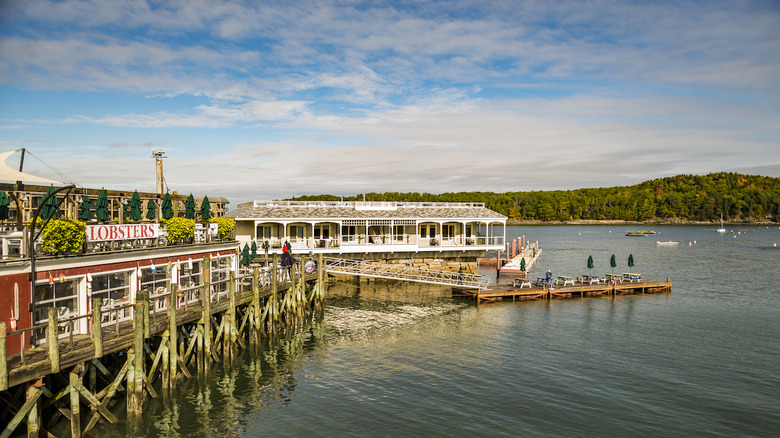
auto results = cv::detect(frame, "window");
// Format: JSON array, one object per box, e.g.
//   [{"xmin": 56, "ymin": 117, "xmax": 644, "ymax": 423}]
[
  {"xmin": 210, "ymin": 256, "xmax": 232, "ymax": 300},
  {"xmin": 91, "ymin": 271, "xmax": 132, "ymax": 325},
  {"xmin": 420, "ymin": 224, "xmax": 436, "ymax": 238},
  {"xmin": 289, "ymin": 225, "xmax": 305, "ymax": 241},
  {"xmin": 466, "ymin": 224, "xmax": 473, "ymax": 238},
  {"xmin": 342, "ymin": 225, "xmax": 357, "ymax": 242},
  {"xmin": 256, "ymin": 225, "xmax": 272, "ymax": 240},
  {"xmin": 442, "ymin": 224, "xmax": 455, "ymax": 239},
  {"xmin": 141, "ymin": 265, "xmax": 170, "ymax": 311},
  {"xmin": 314, "ymin": 225, "xmax": 330, "ymax": 239},
  {"xmin": 34, "ymin": 279, "xmax": 78, "ymax": 341}
]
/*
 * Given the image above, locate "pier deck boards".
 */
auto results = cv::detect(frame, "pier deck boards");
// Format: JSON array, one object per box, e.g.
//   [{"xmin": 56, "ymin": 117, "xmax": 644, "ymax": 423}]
[{"xmin": 454, "ymin": 279, "xmax": 672, "ymax": 302}]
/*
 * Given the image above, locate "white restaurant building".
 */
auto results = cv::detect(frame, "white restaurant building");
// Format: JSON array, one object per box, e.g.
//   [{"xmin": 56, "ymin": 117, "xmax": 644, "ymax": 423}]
[{"xmin": 228, "ymin": 200, "xmax": 506, "ymax": 262}]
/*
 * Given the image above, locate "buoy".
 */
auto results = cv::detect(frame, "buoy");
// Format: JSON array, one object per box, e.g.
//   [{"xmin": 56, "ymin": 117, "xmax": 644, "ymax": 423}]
[{"xmin": 774, "ymin": 243, "xmax": 777, "ymax": 247}]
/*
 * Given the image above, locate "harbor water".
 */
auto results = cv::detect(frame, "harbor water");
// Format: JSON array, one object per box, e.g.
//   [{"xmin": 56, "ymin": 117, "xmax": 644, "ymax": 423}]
[{"xmin": 96, "ymin": 225, "xmax": 780, "ymax": 437}]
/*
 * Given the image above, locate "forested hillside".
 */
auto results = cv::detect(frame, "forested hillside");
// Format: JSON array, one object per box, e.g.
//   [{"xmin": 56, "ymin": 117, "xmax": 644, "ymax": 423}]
[{"xmin": 289, "ymin": 173, "xmax": 780, "ymax": 222}]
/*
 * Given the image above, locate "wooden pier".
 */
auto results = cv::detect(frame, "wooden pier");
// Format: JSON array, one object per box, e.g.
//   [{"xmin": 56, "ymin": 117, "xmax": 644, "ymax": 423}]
[
  {"xmin": 453, "ymin": 278, "xmax": 672, "ymax": 302},
  {"xmin": 0, "ymin": 253, "xmax": 325, "ymax": 438}
]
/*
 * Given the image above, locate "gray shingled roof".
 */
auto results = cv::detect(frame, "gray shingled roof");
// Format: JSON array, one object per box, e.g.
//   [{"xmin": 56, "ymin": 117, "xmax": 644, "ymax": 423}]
[{"xmin": 227, "ymin": 205, "xmax": 506, "ymax": 220}]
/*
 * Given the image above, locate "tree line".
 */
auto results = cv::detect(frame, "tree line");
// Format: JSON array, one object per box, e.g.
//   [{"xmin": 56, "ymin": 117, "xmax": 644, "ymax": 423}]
[{"xmin": 289, "ymin": 173, "xmax": 780, "ymax": 222}]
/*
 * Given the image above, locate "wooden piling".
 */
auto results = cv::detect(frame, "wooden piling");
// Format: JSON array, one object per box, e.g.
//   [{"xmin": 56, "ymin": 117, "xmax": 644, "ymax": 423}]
[
  {"xmin": 169, "ymin": 284, "xmax": 178, "ymax": 386},
  {"xmin": 70, "ymin": 371, "xmax": 81, "ymax": 437},
  {"xmin": 202, "ymin": 257, "xmax": 211, "ymax": 358},
  {"xmin": 92, "ymin": 299, "xmax": 102, "ymax": 358},
  {"xmin": 0, "ymin": 322, "xmax": 7, "ymax": 392},
  {"xmin": 47, "ymin": 308, "xmax": 59, "ymax": 374},
  {"xmin": 26, "ymin": 384, "xmax": 42, "ymax": 437},
  {"xmin": 252, "ymin": 266, "xmax": 260, "ymax": 331},
  {"xmin": 229, "ymin": 270, "xmax": 237, "ymax": 344}
]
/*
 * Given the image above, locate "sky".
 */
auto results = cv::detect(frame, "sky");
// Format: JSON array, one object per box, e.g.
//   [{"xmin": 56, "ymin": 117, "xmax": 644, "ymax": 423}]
[{"xmin": 1, "ymin": 0, "xmax": 779, "ymax": 204}]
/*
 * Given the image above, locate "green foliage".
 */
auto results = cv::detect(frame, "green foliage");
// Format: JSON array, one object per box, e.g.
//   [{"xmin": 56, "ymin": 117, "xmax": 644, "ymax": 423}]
[
  {"xmin": 165, "ymin": 218, "xmax": 195, "ymax": 243},
  {"xmin": 41, "ymin": 219, "xmax": 86, "ymax": 254},
  {"xmin": 208, "ymin": 217, "xmax": 235, "ymax": 240},
  {"xmin": 287, "ymin": 173, "xmax": 780, "ymax": 222}
]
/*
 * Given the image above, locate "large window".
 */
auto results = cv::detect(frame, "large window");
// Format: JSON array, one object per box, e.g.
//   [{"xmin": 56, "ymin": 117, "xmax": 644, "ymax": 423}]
[
  {"xmin": 289, "ymin": 224, "xmax": 305, "ymax": 242},
  {"xmin": 420, "ymin": 224, "xmax": 436, "ymax": 238},
  {"xmin": 91, "ymin": 271, "xmax": 132, "ymax": 325},
  {"xmin": 341, "ymin": 225, "xmax": 357, "ymax": 243},
  {"xmin": 141, "ymin": 265, "xmax": 170, "ymax": 312},
  {"xmin": 34, "ymin": 279, "xmax": 78, "ymax": 341},
  {"xmin": 210, "ymin": 256, "xmax": 232, "ymax": 300}
]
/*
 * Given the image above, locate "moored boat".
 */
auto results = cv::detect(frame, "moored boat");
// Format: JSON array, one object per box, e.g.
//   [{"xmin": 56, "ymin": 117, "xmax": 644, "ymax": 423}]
[{"xmin": 656, "ymin": 240, "xmax": 679, "ymax": 246}]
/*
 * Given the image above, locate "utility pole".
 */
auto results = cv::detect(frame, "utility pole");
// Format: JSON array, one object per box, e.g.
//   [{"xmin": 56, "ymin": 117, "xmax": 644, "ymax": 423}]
[{"xmin": 152, "ymin": 150, "xmax": 167, "ymax": 195}]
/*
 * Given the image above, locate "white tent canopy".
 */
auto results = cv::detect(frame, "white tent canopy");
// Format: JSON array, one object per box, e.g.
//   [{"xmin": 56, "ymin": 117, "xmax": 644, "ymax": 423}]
[{"xmin": 0, "ymin": 150, "xmax": 63, "ymax": 184}]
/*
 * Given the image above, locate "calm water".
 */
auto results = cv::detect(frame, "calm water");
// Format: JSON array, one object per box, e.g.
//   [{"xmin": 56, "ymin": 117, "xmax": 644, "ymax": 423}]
[{"xmin": 98, "ymin": 225, "xmax": 780, "ymax": 437}]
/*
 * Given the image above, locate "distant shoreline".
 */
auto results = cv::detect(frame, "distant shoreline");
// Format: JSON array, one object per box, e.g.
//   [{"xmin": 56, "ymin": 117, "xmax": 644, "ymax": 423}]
[{"xmin": 507, "ymin": 219, "xmax": 778, "ymax": 226}]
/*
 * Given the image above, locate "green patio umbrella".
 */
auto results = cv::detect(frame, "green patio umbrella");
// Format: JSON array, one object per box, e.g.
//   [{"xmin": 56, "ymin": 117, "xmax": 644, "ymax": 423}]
[
  {"xmin": 519, "ymin": 257, "xmax": 526, "ymax": 273},
  {"xmin": 250, "ymin": 240, "xmax": 258, "ymax": 261},
  {"xmin": 185, "ymin": 194, "xmax": 196, "ymax": 220},
  {"xmin": 127, "ymin": 191, "xmax": 142, "ymax": 221},
  {"xmin": 95, "ymin": 189, "xmax": 110, "ymax": 222},
  {"xmin": 200, "ymin": 195, "xmax": 211, "ymax": 221},
  {"xmin": 628, "ymin": 254, "xmax": 635, "ymax": 269},
  {"xmin": 610, "ymin": 254, "xmax": 617, "ymax": 275},
  {"xmin": 0, "ymin": 191, "xmax": 9, "ymax": 220},
  {"xmin": 587, "ymin": 255, "xmax": 594, "ymax": 276},
  {"xmin": 39, "ymin": 186, "xmax": 58, "ymax": 220},
  {"xmin": 240, "ymin": 243, "xmax": 251, "ymax": 266},
  {"xmin": 161, "ymin": 193, "xmax": 173, "ymax": 220},
  {"xmin": 78, "ymin": 195, "xmax": 94, "ymax": 221},
  {"xmin": 146, "ymin": 199, "xmax": 156, "ymax": 220}
]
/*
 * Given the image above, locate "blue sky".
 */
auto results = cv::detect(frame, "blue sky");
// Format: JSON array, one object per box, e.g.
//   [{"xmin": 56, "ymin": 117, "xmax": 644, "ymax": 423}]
[{"xmin": 1, "ymin": 0, "xmax": 779, "ymax": 203}]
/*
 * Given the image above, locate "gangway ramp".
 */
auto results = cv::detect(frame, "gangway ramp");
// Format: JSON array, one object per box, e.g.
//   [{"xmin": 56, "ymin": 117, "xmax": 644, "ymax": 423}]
[{"xmin": 325, "ymin": 257, "xmax": 490, "ymax": 289}]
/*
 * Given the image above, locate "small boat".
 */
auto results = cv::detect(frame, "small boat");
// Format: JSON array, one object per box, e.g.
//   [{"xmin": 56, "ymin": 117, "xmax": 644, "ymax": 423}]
[
  {"xmin": 717, "ymin": 214, "xmax": 726, "ymax": 233},
  {"xmin": 657, "ymin": 240, "xmax": 679, "ymax": 246},
  {"xmin": 626, "ymin": 231, "xmax": 647, "ymax": 236}
]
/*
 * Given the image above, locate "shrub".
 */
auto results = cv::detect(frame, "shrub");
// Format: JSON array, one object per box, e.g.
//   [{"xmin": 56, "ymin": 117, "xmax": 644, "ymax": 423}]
[
  {"xmin": 208, "ymin": 217, "xmax": 235, "ymax": 240},
  {"xmin": 166, "ymin": 218, "xmax": 195, "ymax": 243},
  {"xmin": 41, "ymin": 219, "xmax": 86, "ymax": 254}
]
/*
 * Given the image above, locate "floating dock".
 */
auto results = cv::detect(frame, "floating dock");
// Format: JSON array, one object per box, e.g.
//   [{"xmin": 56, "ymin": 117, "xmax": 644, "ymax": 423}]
[{"xmin": 453, "ymin": 278, "xmax": 672, "ymax": 302}]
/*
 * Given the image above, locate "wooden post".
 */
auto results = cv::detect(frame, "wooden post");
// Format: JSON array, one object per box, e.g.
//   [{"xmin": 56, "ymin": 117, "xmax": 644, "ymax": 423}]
[
  {"xmin": 202, "ymin": 257, "xmax": 211, "ymax": 356},
  {"xmin": 70, "ymin": 371, "xmax": 81, "ymax": 437},
  {"xmin": 229, "ymin": 271, "xmax": 236, "ymax": 344},
  {"xmin": 26, "ymin": 384, "xmax": 42, "ymax": 437},
  {"xmin": 140, "ymin": 289, "xmax": 150, "ymax": 339},
  {"xmin": 47, "ymin": 307, "xmax": 59, "ymax": 373},
  {"xmin": 271, "ymin": 254, "xmax": 278, "ymax": 333},
  {"xmin": 252, "ymin": 266, "xmax": 260, "ymax": 330},
  {"xmin": 0, "ymin": 322, "xmax": 6, "ymax": 391},
  {"xmin": 92, "ymin": 299, "xmax": 102, "ymax": 358},
  {"xmin": 169, "ymin": 284, "xmax": 178, "ymax": 386}
]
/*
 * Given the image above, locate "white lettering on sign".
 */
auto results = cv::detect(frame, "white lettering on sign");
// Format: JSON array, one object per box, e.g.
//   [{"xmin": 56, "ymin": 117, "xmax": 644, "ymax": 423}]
[{"xmin": 87, "ymin": 223, "xmax": 160, "ymax": 242}]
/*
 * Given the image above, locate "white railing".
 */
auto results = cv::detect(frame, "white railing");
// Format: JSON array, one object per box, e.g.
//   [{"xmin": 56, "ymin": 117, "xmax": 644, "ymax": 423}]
[{"xmin": 325, "ymin": 257, "xmax": 490, "ymax": 289}]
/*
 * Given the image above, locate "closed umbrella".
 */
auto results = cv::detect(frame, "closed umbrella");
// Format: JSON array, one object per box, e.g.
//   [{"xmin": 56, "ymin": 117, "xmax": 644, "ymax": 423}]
[
  {"xmin": 200, "ymin": 195, "xmax": 211, "ymax": 221},
  {"xmin": 78, "ymin": 195, "xmax": 93, "ymax": 221},
  {"xmin": 519, "ymin": 257, "xmax": 526, "ymax": 273},
  {"xmin": 185, "ymin": 194, "xmax": 195, "ymax": 220},
  {"xmin": 240, "ymin": 243, "xmax": 251, "ymax": 266},
  {"xmin": 161, "ymin": 193, "xmax": 173, "ymax": 220},
  {"xmin": 128, "ymin": 190, "xmax": 142, "ymax": 221},
  {"xmin": 587, "ymin": 255, "xmax": 594, "ymax": 276},
  {"xmin": 250, "ymin": 240, "xmax": 258, "ymax": 261},
  {"xmin": 628, "ymin": 254, "xmax": 635, "ymax": 269},
  {"xmin": 39, "ymin": 186, "xmax": 58, "ymax": 220},
  {"xmin": 95, "ymin": 189, "xmax": 110, "ymax": 222},
  {"xmin": 146, "ymin": 199, "xmax": 156, "ymax": 220},
  {"xmin": 0, "ymin": 191, "xmax": 9, "ymax": 220},
  {"xmin": 610, "ymin": 254, "xmax": 617, "ymax": 276}
]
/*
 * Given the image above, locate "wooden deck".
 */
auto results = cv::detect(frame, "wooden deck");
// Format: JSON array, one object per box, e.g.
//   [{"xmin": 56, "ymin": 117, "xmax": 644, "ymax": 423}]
[{"xmin": 453, "ymin": 279, "xmax": 672, "ymax": 302}]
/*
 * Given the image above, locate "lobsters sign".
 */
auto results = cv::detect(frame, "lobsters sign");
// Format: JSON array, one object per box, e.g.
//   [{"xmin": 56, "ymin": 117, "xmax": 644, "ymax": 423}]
[{"xmin": 87, "ymin": 223, "xmax": 160, "ymax": 242}]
